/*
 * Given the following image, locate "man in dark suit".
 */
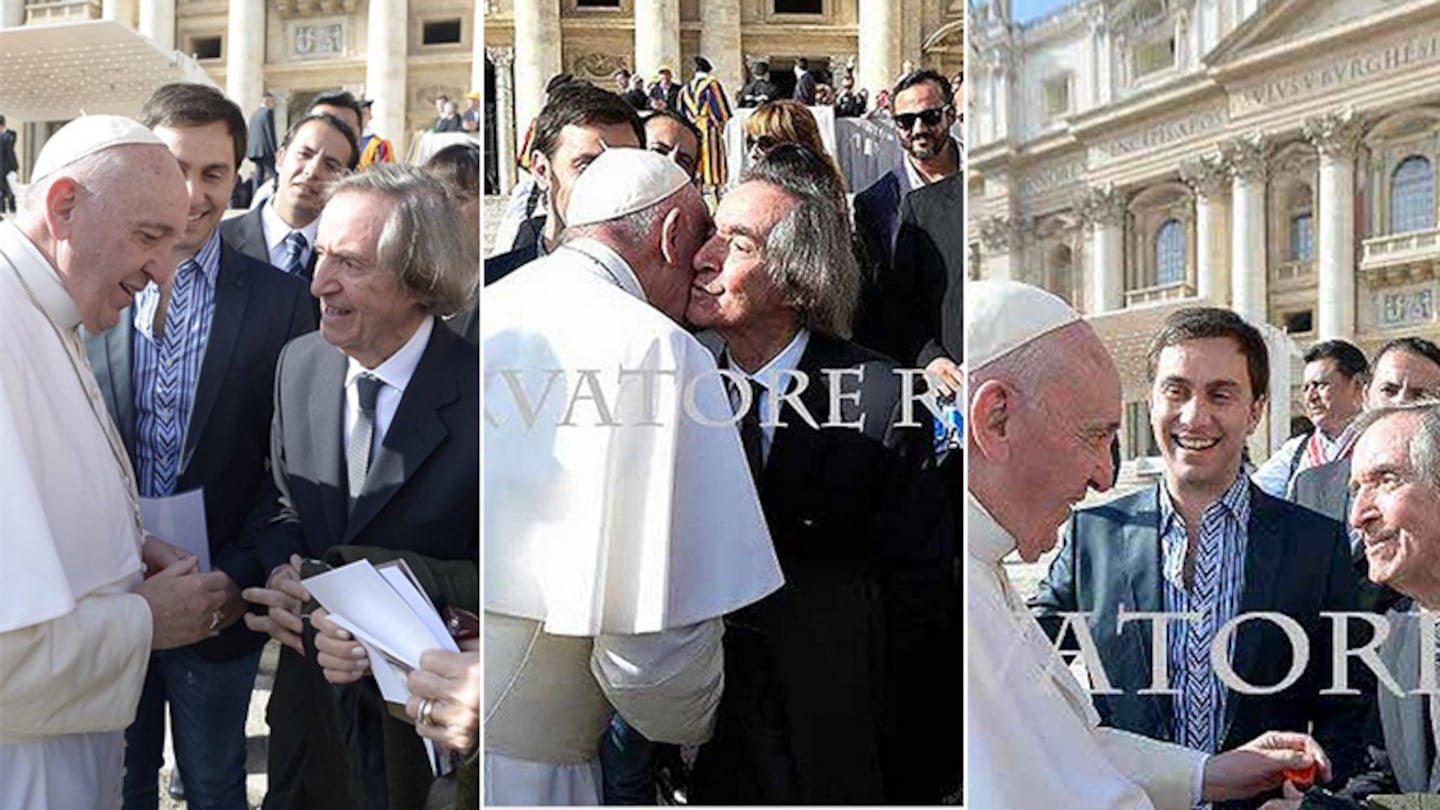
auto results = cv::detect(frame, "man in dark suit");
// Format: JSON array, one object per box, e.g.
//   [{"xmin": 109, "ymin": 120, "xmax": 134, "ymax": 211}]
[
  {"xmin": 0, "ymin": 113, "xmax": 17, "ymax": 215},
  {"xmin": 648, "ymin": 66, "xmax": 682, "ymax": 112},
  {"xmin": 484, "ymin": 83, "xmax": 643, "ymax": 286},
  {"xmin": 1032, "ymin": 308, "xmax": 1371, "ymax": 808},
  {"xmin": 890, "ymin": 171, "xmax": 963, "ymax": 376},
  {"xmin": 684, "ymin": 145, "xmax": 953, "ymax": 804},
  {"xmin": 222, "ymin": 111, "xmax": 359, "ymax": 287},
  {"xmin": 83, "ymin": 83, "xmax": 316, "ymax": 810},
  {"xmin": 246, "ymin": 92, "xmax": 278, "ymax": 189},
  {"xmin": 1293, "ymin": 338, "xmax": 1440, "ymax": 615},
  {"xmin": 851, "ymin": 70, "xmax": 960, "ymax": 361},
  {"xmin": 241, "ymin": 165, "xmax": 478, "ymax": 810},
  {"xmin": 792, "ymin": 57, "xmax": 818, "ymax": 105}
]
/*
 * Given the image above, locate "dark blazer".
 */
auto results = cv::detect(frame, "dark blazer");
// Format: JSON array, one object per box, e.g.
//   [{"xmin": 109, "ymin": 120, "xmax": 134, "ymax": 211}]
[
  {"xmin": 851, "ymin": 170, "xmax": 905, "ymax": 359},
  {"xmin": 483, "ymin": 239, "xmax": 539, "ymax": 287},
  {"xmin": 220, "ymin": 206, "xmax": 318, "ymax": 280},
  {"xmin": 250, "ymin": 320, "xmax": 478, "ymax": 810},
  {"xmin": 690, "ymin": 334, "xmax": 955, "ymax": 804},
  {"xmin": 247, "ymin": 106, "xmax": 276, "ymax": 160},
  {"xmin": 1293, "ymin": 458, "xmax": 1402, "ymax": 615},
  {"xmin": 793, "ymin": 70, "xmax": 818, "ymax": 105},
  {"xmin": 1031, "ymin": 483, "xmax": 1373, "ymax": 806},
  {"xmin": 84, "ymin": 240, "xmax": 316, "ymax": 660},
  {"xmin": 891, "ymin": 173, "xmax": 963, "ymax": 367},
  {"xmin": 0, "ymin": 129, "xmax": 17, "ymax": 178},
  {"xmin": 649, "ymin": 81, "xmax": 681, "ymax": 112}
]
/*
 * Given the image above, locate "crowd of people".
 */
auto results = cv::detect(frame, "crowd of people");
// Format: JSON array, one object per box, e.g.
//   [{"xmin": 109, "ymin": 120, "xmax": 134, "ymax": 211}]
[
  {"xmin": 483, "ymin": 59, "xmax": 964, "ymax": 805},
  {"xmin": 967, "ymin": 280, "xmax": 1440, "ymax": 809},
  {"xmin": 1, "ymin": 82, "xmax": 481, "ymax": 810}
]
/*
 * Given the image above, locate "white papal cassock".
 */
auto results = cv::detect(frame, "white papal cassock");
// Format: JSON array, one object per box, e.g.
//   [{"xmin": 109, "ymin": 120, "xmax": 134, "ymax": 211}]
[
  {"xmin": 967, "ymin": 492, "xmax": 1209, "ymax": 810},
  {"xmin": 0, "ymin": 221, "xmax": 154, "ymax": 809},
  {"xmin": 482, "ymin": 238, "xmax": 784, "ymax": 805}
]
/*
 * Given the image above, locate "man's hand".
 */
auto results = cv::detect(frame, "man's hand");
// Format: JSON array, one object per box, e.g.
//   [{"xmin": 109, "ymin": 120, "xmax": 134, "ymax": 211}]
[
  {"xmin": 1203, "ymin": 731, "xmax": 1331, "ymax": 802},
  {"xmin": 241, "ymin": 555, "xmax": 311, "ymax": 654},
  {"xmin": 136, "ymin": 558, "xmax": 229, "ymax": 649},
  {"xmin": 1257, "ymin": 781, "xmax": 1306, "ymax": 810},
  {"xmin": 313, "ymin": 608, "xmax": 370, "ymax": 684},
  {"xmin": 924, "ymin": 356, "xmax": 963, "ymax": 399},
  {"xmin": 404, "ymin": 639, "xmax": 480, "ymax": 755},
  {"xmin": 141, "ymin": 533, "xmax": 194, "ymax": 575},
  {"xmin": 214, "ymin": 572, "xmax": 247, "ymax": 631}
]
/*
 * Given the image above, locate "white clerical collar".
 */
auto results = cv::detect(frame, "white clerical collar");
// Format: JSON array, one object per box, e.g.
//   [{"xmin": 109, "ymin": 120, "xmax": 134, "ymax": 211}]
[
  {"xmin": 0, "ymin": 220, "xmax": 83, "ymax": 330},
  {"xmin": 725, "ymin": 327, "xmax": 810, "ymax": 390},
  {"xmin": 560, "ymin": 238, "xmax": 646, "ymax": 302},
  {"xmin": 261, "ymin": 198, "xmax": 320, "ymax": 255},
  {"xmin": 966, "ymin": 490, "xmax": 1018, "ymax": 565},
  {"xmin": 345, "ymin": 314, "xmax": 433, "ymax": 392}
]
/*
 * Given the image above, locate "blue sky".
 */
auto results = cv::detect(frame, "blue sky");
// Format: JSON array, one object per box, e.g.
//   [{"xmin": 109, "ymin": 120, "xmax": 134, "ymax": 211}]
[{"xmin": 1012, "ymin": 0, "xmax": 1076, "ymax": 23}]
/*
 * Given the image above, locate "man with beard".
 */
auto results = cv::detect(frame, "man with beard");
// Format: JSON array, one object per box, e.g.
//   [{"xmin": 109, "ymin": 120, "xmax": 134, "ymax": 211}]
[{"xmin": 852, "ymin": 69, "xmax": 961, "ymax": 362}]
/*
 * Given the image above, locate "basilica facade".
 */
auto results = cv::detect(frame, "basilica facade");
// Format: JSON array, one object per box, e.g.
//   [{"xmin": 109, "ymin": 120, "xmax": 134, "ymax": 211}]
[{"xmin": 968, "ymin": 0, "xmax": 1440, "ymax": 459}]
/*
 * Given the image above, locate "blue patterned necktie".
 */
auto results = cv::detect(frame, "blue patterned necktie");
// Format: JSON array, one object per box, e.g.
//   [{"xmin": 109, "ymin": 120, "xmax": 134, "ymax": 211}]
[
  {"xmin": 347, "ymin": 374, "xmax": 384, "ymax": 506},
  {"xmin": 281, "ymin": 231, "xmax": 307, "ymax": 275},
  {"xmin": 151, "ymin": 260, "xmax": 198, "ymax": 495},
  {"xmin": 1180, "ymin": 522, "xmax": 1223, "ymax": 755}
]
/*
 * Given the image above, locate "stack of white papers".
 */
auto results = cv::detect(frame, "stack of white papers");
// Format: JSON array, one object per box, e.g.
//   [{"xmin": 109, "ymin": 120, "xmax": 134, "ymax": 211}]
[{"xmin": 302, "ymin": 559, "xmax": 460, "ymax": 706}]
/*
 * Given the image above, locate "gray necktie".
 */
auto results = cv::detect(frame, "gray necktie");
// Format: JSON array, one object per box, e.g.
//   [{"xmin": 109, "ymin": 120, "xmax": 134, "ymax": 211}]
[
  {"xmin": 282, "ymin": 231, "xmax": 307, "ymax": 276},
  {"xmin": 347, "ymin": 374, "xmax": 383, "ymax": 504}
]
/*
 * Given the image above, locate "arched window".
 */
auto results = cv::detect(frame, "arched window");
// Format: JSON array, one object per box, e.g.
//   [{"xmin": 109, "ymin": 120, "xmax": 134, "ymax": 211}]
[
  {"xmin": 1155, "ymin": 218, "xmax": 1185, "ymax": 285},
  {"xmin": 1391, "ymin": 156, "xmax": 1435, "ymax": 234}
]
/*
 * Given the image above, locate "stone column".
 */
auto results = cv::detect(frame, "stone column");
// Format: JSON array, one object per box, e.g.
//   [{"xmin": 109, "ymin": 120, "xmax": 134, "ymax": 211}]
[
  {"xmin": 3, "ymin": 0, "xmax": 26, "ymax": 28},
  {"xmin": 635, "ymin": 0, "xmax": 680, "ymax": 80},
  {"xmin": 1223, "ymin": 133, "xmax": 1269, "ymax": 325},
  {"xmin": 367, "ymin": 0, "xmax": 408, "ymax": 156},
  {"xmin": 1079, "ymin": 184, "xmax": 1127, "ymax": 313},
  {"xmin": 226, "ymin": 0, "xmax": 265, "ymax": 116},
  {"xmin": 859, "ymin": 0, "xmax": 900, "ymax": 104},
  {"xmin": 1304, "ymin": 110, "xmax": 1365, "ymax": 340},
  {"xmin": 700, "ymin": 0, "xmax": 742, "ymax": 104},
  {"xmin": 489, "ymin": 46, "xmax": 517, "ymax": 195},
  {"xmin": 980, "ymin": 215, "xmax": 1016, "ymax": 282},
  {"xmin": 1181, "ymin": 154, "xmax": 1231, "ymax": 303},
  {"xmin": 514, "ymin": 0, "xmax": 561, "ymax": 154},
  {"xmin": 102, "ymin": 0, "xmax": 135, "ymax": 26},
  {"xmin": 138, "ymin": 0, "xmax": 173, "ymax": 47}
]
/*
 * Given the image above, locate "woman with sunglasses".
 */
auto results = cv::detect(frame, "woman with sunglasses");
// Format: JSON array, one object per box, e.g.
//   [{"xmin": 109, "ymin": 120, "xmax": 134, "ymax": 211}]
[{"xmin": 742, "ymin": 100, "xmax": 848, "ymax": 196}]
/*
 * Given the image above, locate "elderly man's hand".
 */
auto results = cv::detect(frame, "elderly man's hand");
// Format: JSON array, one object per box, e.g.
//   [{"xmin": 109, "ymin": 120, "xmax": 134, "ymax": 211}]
[
  {"xmin": 313, "ymin": 607, "xmax": 371, "ymax": 684},
  {"xmin": 242, "ymin": 555, "xmax": 310, "ymax": 654},
  {"xmin": 141, "ymin": 533, "xmax": 195, "ymax": 575},
  {"xmin": 136, "ymin": 558, "xmax": 230, "ymax": 649},
  {"xmin": 404, "ymin": 639, "xmax": 480, "ymax": 755},
  {"xmin": 1203, "ymin": 731, "xmax": 1330, "ymax": 802}
]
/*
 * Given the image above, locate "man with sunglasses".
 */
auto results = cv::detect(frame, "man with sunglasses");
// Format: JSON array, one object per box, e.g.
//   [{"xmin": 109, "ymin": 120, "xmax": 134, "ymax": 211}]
[{"xmin": 852, "ymin": 69, "xmax": 961, "ymax": 365}]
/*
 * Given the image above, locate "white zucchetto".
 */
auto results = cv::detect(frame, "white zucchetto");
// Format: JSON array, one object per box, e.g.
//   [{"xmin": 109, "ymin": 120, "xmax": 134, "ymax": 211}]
[
  {"xmin": 966, "ymin": 280, "xmax": 1082, "ymax": 371},
  {"xmin": 565, "ymin": 147, "xmax": 690, "ymax": 228},
  {"xmin": 31, "ymin": 115, "xmax": 167, "ymax": 183}
]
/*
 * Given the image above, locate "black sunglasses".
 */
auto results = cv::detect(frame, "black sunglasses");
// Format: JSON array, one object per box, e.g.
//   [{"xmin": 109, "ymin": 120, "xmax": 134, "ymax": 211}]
[
  {"xmin": 746, "ymin": 135, "xmax": 780, "ymax": 153},
  {"xmin": 894, "ymin": 107, "xmax": 949, "ymax": 131}
]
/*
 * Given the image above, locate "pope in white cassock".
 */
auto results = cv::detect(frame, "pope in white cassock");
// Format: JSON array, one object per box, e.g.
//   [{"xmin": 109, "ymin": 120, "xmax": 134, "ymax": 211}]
[
  {"xmin": 482, "ymin": 147, "xmax": 784, "ymax": 805},
  {"xmin": 0, "ymin": 117, "xmax": 230, "ymax": 809},
  {"xmin": 965, "ymin": 280, "xmax": 1333, "ymax": 809}
]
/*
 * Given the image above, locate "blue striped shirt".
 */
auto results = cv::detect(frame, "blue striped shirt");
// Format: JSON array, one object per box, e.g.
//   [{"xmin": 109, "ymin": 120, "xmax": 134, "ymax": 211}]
[
  {"xmin": 1159, "ymin": 472, "xmax": 1251, "ymax": 755},
  {"xmin": 132, "ymin": 231, "xmax": 222, "ymax": 496}
]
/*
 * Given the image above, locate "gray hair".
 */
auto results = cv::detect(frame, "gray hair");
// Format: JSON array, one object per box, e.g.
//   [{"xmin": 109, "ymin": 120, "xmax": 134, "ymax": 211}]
[
  {"xmin": 1352, "ymin": 400, "xmax": 1440, "ymax": 492},
  {"xmin": 739, "ymin": 145, "xmax": 860, "ymax": 339},
  {"xmin": 323, "ymin": 164, "xmax": 477, "ymax": 316},
  {"xmin": 19, "ymin": 146, "xmax": 141, "ymax": 217}
]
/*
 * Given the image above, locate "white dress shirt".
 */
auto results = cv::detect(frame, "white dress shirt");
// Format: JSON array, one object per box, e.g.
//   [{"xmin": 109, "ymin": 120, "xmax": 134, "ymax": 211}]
[
  {"xmin": 260, "ymin": 200, "xmax": 320, "ymax": 271},
  {"xmin": 343, "ymin": 316, "xmax": 433, "ymax": 465},
  {"xmin": 724, "ymin": 328, "xmax": 811, "ymax": 464}
]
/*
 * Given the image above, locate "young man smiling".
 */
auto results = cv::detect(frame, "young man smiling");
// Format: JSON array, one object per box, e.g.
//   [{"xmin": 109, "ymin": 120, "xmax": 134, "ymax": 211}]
[{"xmin": 1033, "ymin": 307, "xmax": 1372, "ymax": 805}]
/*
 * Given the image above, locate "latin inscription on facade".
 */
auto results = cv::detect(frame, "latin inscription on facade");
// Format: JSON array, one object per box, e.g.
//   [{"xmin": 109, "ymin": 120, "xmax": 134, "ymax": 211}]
[
  {"xmin": 1380, "ymin": 286, "xmax": 1436, "ymax": 329},
  {"xmin": 291, "ymin": 19, "xmax": 347, "ymax": 60},
  {"xmin": 1232, "ymin": 29, "xmax": 1440, "ymax": 117},
  {"xmin": 1091, "ymin": 104, "xmax": 1228, "ymax": 164},
  {"xmin": 1019, "ymin": 156, "xmax": 1086, "ymax": 201}
]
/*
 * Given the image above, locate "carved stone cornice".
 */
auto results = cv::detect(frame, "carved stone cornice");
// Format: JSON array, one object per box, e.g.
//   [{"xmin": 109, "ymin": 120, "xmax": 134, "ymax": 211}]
[
  {"xmin": 274, "ymin": 0, "xmax": 359, "ymax": 20},
  {"xmin": 980, "ymin": 215, "xmax": 1014, "ymax": 253},
  {"xmin": 486, "ymin": 45, "xmax": 514, "ymax": 69},
  {"xmin": 1219, "ymin": 132, "xmax": 1269, "ymax": 182},
  {"xmin": 1303, "ymin": 109, "xmax": 1365, "ymax": 160},
  {"xmin": 1180, "ymin": 154, "xmax": 1230, "ymax": 199},
  {"xmin": 1076, "ymin": 184, "xmax": 1127, "ymax": 229}
]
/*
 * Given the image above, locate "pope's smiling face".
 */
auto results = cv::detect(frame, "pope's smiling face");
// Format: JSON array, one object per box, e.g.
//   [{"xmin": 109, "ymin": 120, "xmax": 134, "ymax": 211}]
[{"xmin": 1149, "ymin": 337, "xmax": 1264, "ymax": 506}]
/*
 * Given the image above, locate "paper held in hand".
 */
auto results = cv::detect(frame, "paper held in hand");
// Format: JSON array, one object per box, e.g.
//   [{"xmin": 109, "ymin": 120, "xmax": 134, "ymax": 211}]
[
  {"xmin": 140, "ymin": 488, "xmax": 211, "ymax": 572},
  {"xmin": 301, "ymin": 558, "xmax": 460, "ymax": 705}
]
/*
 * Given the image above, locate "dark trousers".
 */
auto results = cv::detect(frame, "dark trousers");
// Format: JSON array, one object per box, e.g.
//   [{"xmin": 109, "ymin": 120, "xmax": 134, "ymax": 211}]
[
  {"xmin": 0, "ymin": 176, "xmax": 14, "ymax": 213},
  {"xmin": 251, "ymin": 156, "xmax": 277, "ymax": 190}
]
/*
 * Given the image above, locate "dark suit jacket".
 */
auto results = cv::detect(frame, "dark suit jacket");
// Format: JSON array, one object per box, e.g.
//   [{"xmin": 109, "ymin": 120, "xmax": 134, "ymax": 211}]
[
  {"xmin": 649, "ymin": 81, "xmax": 681, "ymax": 112},
  {"xmin": 690, "ymin": 334, "xmax": 955, "ymax": 804},
  {"xmin": 851, "ymin": 170, "xmax": 906, "ymax": 359},
  {"xmin": 1293, "ymin": 458, "xmax": 1402, "ymax": 615},
  {"xmin": 220, "ymin": 206, "xmax": 318, "ymax": 280},
  {"xmin": 0, "ymin": 129, "xmax": 17, "ymax": 178},
  {"xmin": 249, "ymin": 320, "xmax": 478, "ymax": 810},
  {"xmin": 793, "ymin": 71, "xmax": 818, "ymax": 105},
  {"xmin": 483, "ymin": 239, "xmax": 539, "ymax": 287},
  {"xmin": 1031, "ymin": 483, "xmax": 1372, "ymax": 806},
  {"xmin": 84, "ymin": 240, "xmax": 316, "ymax": 660},
  {"xmin": 892, "ymin": 173, "xmax": 963, "ymax": 367},
  {"xmin": 248, "ymin": 106, "xmax": 276, "ymax": 160}
]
